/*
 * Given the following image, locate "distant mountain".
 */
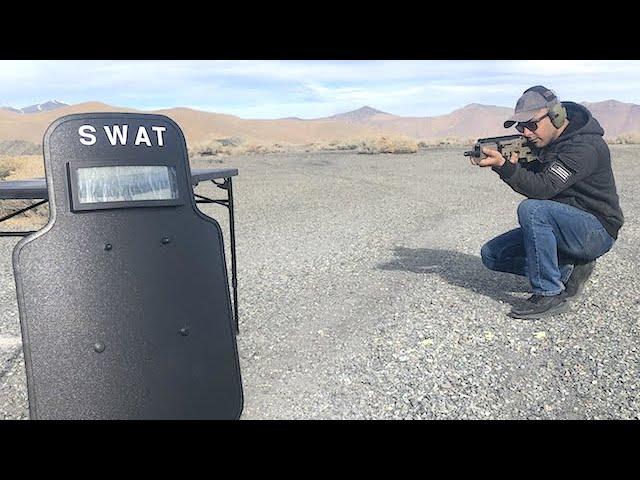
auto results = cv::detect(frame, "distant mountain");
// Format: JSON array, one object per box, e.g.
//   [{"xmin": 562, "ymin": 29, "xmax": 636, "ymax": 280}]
[
  {"xmin": 0, "ymin": 102, "xmax": 378, "ymax": 145},
  {"xmin": 323, "ymin": 103, "xmax": 512, "ymax": 139},
  {"xmin": 20, "ymin": 100, "xmax": 69, "ymax": 113},
  {"xmin": 0, "ymin": 105, "xmax": 22, "ymax": 114},
  {"xmin": 321, "ymin": 101, "xmax": 640, "ymax": 139},
  {"xmin": 1, "ymin": 100, "xmax": 69, "ymax": 114},
  {"xmin": 580, "ymin": 100, "xmax": 640, "ymax": 138},
  {"xmin": 327, "ymin": 106, "xmax": 395, "ymax": 123},
  {"xmin": 1, "ymin": 100, "xmax": 640, "ymax": 146}
]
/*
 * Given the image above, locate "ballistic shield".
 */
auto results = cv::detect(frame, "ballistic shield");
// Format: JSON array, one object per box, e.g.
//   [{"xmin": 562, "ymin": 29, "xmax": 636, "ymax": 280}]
[{"xmin": 13, "ymin": 113, "xmax": 243, "ymax": 419}]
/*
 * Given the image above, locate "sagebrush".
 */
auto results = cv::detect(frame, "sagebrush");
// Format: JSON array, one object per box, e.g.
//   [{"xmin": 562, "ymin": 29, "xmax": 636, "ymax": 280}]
[{"xmin": 358, "ymin": 135, "xmax": 418, "ymax": 154}]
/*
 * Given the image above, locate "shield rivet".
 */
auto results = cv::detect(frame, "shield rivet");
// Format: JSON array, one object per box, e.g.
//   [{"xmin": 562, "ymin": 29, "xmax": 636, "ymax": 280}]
[{"xmin": 94, "ymin": 343, "xmax": 105, "ymax": 353}]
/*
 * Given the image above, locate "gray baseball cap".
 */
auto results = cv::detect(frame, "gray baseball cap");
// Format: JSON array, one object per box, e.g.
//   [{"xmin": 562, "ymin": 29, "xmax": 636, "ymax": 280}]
[{"xmin": 504, "ymin": 86, "xmax": 559, "ymax": 128}]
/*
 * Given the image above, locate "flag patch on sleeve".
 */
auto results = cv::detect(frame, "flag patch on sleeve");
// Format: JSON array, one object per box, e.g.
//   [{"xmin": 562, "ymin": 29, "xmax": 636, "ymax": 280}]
[{"xmin": 548, "ymin": 162, "xmax": 572, "ymax": 182}]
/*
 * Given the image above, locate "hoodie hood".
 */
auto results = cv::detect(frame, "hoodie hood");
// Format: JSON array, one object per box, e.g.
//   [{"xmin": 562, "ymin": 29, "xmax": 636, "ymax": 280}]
[{"xmin": 554, "ymin": 101, "xmax": 605, "ymax": 143}]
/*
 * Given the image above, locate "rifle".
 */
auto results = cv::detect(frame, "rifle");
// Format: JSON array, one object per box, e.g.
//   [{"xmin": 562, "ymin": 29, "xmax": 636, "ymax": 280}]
[{"xmin": 464, "ymin": 134, "xmax": 538, "ymax": 164}]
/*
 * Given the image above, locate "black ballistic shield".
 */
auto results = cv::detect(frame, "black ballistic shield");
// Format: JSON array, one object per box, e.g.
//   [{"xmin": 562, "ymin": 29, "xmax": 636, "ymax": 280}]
[{"xmin": 12, "ymin": 113, "xmax": 243, "ymax": 419}]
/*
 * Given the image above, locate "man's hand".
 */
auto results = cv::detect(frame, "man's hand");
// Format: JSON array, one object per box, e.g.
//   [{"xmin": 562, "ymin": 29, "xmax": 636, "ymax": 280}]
[{"xmin": 470, "ymin": 147, "xmax": 519, "ymax": 167}]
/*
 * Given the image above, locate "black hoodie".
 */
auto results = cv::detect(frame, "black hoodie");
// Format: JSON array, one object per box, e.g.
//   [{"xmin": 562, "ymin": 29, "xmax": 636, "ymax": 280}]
[{"xmin": 493, "ymin": 101, "xmax": 624, "ymax": 239}]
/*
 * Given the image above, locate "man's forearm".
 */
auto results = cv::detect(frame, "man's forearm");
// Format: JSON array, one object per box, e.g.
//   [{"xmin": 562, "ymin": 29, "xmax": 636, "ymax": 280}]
[
  {"xmin": 493, "ymin": 141, "xmax": 599, "ymax": 199},
  {"xmin": 492, "ymin": 161, "xmax": 541, "ymax": 198}
]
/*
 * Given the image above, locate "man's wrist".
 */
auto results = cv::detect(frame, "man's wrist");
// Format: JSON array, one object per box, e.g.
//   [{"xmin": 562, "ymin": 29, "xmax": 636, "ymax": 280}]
[{"xmin": 492, "ymin": 158, "xmax": 517, "ymax": 178}]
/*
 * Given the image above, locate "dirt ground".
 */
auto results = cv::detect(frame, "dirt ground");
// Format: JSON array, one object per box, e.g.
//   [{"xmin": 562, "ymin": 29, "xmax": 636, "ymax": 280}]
[{"xmin": 1, "ymin": 146, "xmax": 638, "ymax": 419}]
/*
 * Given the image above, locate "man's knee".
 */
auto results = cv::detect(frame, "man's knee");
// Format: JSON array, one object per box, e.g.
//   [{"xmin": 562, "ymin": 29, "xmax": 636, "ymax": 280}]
[
  {"xmin": 480, "ymin": 241, "xmax": 497, "ymax": 270},
  {"xmin": 517, "ymin": 199, "xmax": 547, "ymax": 227}
]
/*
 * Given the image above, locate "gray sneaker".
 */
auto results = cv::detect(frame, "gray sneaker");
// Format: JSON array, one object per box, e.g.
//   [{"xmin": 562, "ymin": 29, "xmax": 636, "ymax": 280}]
[{"xmin": 564, "ymin": 260, "xmax": 596, "ymax": 299}]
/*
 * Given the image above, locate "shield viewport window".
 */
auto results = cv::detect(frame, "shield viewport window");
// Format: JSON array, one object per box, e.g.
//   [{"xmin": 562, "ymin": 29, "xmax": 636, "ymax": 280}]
[{"xmin": 76, "ymin": 165, "xmax": 179, "ymax": 204}]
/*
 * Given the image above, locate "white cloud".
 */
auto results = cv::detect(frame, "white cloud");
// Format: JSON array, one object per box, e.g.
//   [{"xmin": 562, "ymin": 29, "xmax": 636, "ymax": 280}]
[
  {"xmin": 503, "ymin": 60, "xmax": 640, "ymax": 76},
  {"xmin": 2, "ymin": 60, "xmax": 640, "ymax": 118}
]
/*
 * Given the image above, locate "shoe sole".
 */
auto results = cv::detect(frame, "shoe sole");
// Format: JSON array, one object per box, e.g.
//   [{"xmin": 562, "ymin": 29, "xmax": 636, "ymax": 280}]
[{"xmin": 508, "ymin": 300, "xmax": 571, "ymax": 320}]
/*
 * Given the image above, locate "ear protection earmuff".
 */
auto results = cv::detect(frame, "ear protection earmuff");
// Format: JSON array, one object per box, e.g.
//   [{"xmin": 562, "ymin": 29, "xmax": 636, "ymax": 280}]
[{"xmin": 523, "ymin": 85, "xmax": 567, "ymax": 128}]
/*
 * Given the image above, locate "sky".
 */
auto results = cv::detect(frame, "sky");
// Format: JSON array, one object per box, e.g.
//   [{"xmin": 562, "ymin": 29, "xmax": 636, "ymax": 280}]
[{"xmin": 1, "ymin": 60, "xmax": 640, "ymax": 119}]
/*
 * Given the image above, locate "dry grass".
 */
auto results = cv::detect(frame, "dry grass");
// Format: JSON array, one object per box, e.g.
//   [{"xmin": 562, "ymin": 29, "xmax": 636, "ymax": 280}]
[
  {"xmin": 607, "ymin": 134, "xmax": 640, "ymax": 144},
  {"xmin": 0, "ymin": 164, "xmax": 11, "ymax": 180},
  {"xmin": 189, "ymin": 138, "xmax": 240, "ymax": 156},
  {"xmin": 0, "ymin": 140, "xmax": 40, "ymax": 156},
  {"xmin": 357, "ymin": 135, "xmax": 418, "ymax": 154},
  {"xmin": 189, "ymin": 135, "xmax": 640, "ymax": 154},
  {"xmin": 311, "ymin": 140, "xmax": 360, "ymax": 151},
  {"xmin": 189, "ymin": 135, "xmax": 451, "ymax": 156},
  {"xmin": 0, "ymin": 155, "xmax": 45, "ymax": 180},
  {"xmin": 189, "ymin": 138, "xmax": 292, "ymax": 157},
  {"xmin": 0, "ymin": 212, "xmax": 49, "ymax": 231},
  {"xmin": 418, "ymin": 137, "xmax": 476, "ymax": 148},
  {"xmin": 0, "ymin": 155, "xmax": 48, "ymax": 230}
]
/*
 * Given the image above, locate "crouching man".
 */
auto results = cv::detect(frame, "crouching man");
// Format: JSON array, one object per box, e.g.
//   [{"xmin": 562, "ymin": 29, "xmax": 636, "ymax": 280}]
[{"xmin": 475, "ymin": 85, "xmax": 624, "ymax": 319}]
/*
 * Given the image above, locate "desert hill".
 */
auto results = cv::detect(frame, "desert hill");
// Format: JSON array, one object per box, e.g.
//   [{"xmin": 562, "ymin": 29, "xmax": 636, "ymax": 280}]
[
  {"xmin": 0, "ymin": 102, "xmax": 381, "ymax": 146},
  {"xmin": 327, "ymin": 106, "xmax": 397, "ymax": 123},
  {"xmin": 1, "ymin": 99, "xmax": 640, "ymax": 147}
]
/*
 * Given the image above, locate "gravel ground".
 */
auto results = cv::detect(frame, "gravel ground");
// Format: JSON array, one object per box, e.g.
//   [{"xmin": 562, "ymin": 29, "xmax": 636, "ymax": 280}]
[{"xmin": 1, "ymin": 145, "xmax": 638, "ymax": 420}]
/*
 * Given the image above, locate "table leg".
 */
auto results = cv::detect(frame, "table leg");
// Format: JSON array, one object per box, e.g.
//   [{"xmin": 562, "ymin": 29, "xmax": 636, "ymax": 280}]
[{"xmin": 227, "ymin": 178, "xmax": 239, "ymax": 335}]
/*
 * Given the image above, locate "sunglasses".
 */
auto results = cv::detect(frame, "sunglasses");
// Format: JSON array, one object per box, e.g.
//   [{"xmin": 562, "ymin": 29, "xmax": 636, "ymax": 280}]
[{"xmin": 515, "ymin": 112, "xmax": 550, "ymax": 133}]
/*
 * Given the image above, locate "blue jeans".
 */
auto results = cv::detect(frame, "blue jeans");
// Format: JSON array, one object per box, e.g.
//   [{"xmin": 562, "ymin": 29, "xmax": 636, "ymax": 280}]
[{"xmin": 481, "ymin": 199, "xmax": 615, "ymax": 296}]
